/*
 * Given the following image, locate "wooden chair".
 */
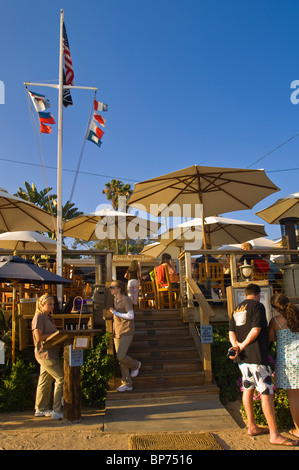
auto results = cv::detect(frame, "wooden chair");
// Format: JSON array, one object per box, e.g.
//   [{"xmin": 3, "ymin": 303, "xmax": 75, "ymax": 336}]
[
  {"xmin": 139, "ymin": 281, "xmax": 157, "ymax": 308},
  {"xmin": 154, "ymin": 264, "xmax": 180, "ymax": 309},
  {"xmin": 197, "ymin": 262, "xmax": 226, "ymax": 299}
]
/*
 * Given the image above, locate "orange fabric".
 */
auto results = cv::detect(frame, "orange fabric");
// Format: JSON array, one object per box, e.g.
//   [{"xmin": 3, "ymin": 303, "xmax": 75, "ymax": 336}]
[
  {"xmin": 254, "ymin": 259, "xmax": 270, "ymax": 273},
  {"xmin": 155, "ymin": 265, "xmax": 167, "ymax": 286}
]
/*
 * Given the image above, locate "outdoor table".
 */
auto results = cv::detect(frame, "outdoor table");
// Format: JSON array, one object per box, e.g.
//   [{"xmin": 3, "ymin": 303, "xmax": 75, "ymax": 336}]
[{"xmin": 42, "ymin": 329, "xmax": 102, "ymax": 422}]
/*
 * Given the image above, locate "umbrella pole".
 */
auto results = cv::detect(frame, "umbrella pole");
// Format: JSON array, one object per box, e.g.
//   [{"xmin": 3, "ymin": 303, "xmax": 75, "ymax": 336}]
[
  {"xmin": 200, "ymin": 205, "xmax": 209, "ymax": 278},
  {"xmin": 11, "ymin": 280, "xmax": 17, "ymax": 364}
]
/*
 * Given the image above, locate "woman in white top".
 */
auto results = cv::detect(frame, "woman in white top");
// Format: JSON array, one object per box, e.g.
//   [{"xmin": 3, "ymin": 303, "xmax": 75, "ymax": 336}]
[{"xmin": 269, "ymin": 294, "xmax": 299, "ymax": 438}]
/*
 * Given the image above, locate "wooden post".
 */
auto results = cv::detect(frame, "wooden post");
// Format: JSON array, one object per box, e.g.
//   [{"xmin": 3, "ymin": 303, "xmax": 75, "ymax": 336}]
[
  {"xmin": 63, "ymin": 343, "xmax": 81, "ymax": 423},
  {"xmin": 42, "ymin": 330, "xmax": 101, "ymax": 423}
]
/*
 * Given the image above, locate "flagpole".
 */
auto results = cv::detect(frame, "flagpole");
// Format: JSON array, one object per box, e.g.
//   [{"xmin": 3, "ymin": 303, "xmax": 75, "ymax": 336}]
[
  {"xmin": 24, "ymin": 11, "xmax": 98, "ymax": 309},
  {"xmin": 56, "ymin": 9, "xmax": 64, "ymax": 305}
]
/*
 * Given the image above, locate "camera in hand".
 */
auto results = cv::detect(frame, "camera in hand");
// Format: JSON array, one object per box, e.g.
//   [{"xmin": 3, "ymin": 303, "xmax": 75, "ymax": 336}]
[{"xmin": 227, "ymin": 348, "xmax": 236, "ymax": 357}]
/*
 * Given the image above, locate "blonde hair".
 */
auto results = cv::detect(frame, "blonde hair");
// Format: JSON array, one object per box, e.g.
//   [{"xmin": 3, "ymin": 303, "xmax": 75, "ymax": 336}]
[{"xmin": 35, "ymin": 294, "xmax": 54, "ymax": 314}]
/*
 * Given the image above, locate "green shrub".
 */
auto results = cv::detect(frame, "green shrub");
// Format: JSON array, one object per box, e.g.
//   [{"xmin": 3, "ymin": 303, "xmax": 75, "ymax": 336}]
[
  {"xmin": 0, "ymin": 359, "xmax": 35, "ymax": 412},
  {"xmin": 211, "ymin": 326, "xmax": 241, "ymax": 404},
  {"xmin": 80, "ymin": 332, "xmax": 115, "ymax": 409}
]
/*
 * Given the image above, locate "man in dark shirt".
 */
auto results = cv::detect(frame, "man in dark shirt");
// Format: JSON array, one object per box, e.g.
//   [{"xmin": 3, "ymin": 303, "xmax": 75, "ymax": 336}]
[{"xmin": 229, "ymin": 283, "xmax": 298, "ymax": 446}]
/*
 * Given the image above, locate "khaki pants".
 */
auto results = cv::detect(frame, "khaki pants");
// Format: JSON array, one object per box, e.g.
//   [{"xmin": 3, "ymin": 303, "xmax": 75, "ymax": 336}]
[
  {"xmin": 114, "ymin": 335, "xmax": 139, "ymax": 387},
  {"xmin": 35, "ymin": 358, "xmax": 64, "ymax": 413}
]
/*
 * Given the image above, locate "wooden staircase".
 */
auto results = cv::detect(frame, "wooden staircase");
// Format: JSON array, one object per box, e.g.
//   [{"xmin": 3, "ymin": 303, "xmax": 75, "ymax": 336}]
[{"xmin": 106, "ymin": 308, "xmax": 219, "ymax": 403}]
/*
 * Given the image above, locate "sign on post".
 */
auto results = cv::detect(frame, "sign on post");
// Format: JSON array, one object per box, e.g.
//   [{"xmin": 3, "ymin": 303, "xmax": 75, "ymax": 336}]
[
  {"xmin": 200, "ymin": 325, "xmax": 213, "ymax": 343},
  {"xmin": 69, "ymin": 344, "xmax": 84, "ymax": 367}
]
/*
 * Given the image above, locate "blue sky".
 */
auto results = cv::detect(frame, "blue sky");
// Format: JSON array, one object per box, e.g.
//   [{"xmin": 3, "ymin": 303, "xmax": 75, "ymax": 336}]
[{"xmin": 1, "ymin": 0, "xmax": 299, "ymax": 243}]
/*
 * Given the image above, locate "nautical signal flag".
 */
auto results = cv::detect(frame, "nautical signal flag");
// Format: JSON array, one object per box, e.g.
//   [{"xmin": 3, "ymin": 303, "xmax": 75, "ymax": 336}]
[
  {"xmin": 93, "ymin": 111, "xmax": 106, "ymax": 128},
  {"xmin": 87, "ymin": 118, "xmax": 104, "ymax": 148},
  {"xmin": 28, "ymin": 90, "xmax": 51, "ymax": 113},
  {"xmin": 40, "ymin": 123, "xmax": 52, "ymax": 134},
  {"xmin": 38, "ymin": 112, "xmax": 55, "ymax": 134},
  {"xmin": 94, "ymin": 100, "xmax": 108, "ymax": 112}
]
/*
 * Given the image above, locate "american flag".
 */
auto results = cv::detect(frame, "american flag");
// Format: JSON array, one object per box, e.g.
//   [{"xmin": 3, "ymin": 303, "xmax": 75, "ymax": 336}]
[{"xmin": 63, "ymin": 22, "xmax": 74, "ymax": 86}]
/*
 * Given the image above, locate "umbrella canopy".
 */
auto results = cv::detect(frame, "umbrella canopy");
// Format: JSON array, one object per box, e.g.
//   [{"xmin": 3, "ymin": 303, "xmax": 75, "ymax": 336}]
[
  {"xmin": 0, "ymin": 256, "xmax": 71, "ymax": 284},
  {"xmin": 0, "ymin": 231, "xmax": 65, "ymax": 252},
  {"xmin": 128, "ymin": 165, "xmax": 280, "ymax": 219},
  {"xmin": 140, "ymin": 242, "xmax": 181, "ymax": 259},
  {"xmin": 255, "ymin": 192, "xmax": 299, "ymax": 224},
  {"xmin": 63, "ymin": 209, "xmax": 160, "ymax": 242},
  {"xmin": 0, "ymin": 188, "xmax": 56, "ymax": 232},
  {"xmin": 172, "ymin": 216, "xmax": 267, "ymax": 247},
  {"xmin": 217, "ymin": 237, "xmax": 281, "ymax": 251}
]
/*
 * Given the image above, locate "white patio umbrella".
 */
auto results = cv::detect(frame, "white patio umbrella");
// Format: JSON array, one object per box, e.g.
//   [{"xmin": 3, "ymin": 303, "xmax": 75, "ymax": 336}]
[
  {"xmin": 158, "ymin": 216, "xmax": 267, "ymax": 249},
  {"xmin": 0, "ymin": 188, "xmax": 56, "ymax": 232},
  {"xmin": 0, "ymin": 231, "xmax": 65, "ymax": 252},
  {"xmin": 217, "ymin": 237, "xmax": 281, "ymax": 250},
  {"xmin": 63, "ymin": 209, "xmax": 160, "ymax": 242}
]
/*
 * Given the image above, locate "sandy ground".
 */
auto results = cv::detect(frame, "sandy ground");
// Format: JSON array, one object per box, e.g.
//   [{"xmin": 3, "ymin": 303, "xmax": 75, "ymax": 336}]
[{"xmin": 0, "ymin": 401, "xmax": 298, "ymax": 451}]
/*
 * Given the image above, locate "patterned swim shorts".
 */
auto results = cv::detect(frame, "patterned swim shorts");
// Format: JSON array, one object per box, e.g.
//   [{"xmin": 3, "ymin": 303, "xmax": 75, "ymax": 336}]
[{"xmin": 238, "ymin": 363, "xmax": 274, "ymax": 395}]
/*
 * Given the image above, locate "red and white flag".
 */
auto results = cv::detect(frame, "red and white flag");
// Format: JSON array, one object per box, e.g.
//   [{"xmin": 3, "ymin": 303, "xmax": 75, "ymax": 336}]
[
  {"xmin": 63, "ymin": 22, "xmax": 74, "ymax": 86},
  {"xmin": 89, "ymin": 119, "xmax": 104, "ymax": 140},
  {"xmin": 93, "ymin": 111, "xmax": 106, "ymax": 128},
  {"xmin": 94, "ymin": 100, "xmax": 108, "ymax": 111}
]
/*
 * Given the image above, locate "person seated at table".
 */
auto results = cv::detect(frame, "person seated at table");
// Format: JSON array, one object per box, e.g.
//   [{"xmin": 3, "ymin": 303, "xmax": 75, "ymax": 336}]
[{"xmin": 160, "ymin": 253, "xmax": 179, "ymax": 287}]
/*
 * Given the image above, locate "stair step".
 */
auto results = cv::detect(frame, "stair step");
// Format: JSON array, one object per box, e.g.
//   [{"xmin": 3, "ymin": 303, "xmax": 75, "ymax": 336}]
[
  {"xmin": 129, "ymin": 336, "xmax": 195, "ymax": 349},
  {"xmin": 139, "ymin": 358, "xmax": 202, "ymax": 374},
  {"xmin": 134, "ymin": 326, "xmax": 190, "ymax": 337},
  {"xmin": 112, "ymin": 371, "xmax": 205, "ymax": 390},
  {"xmin": 106, "ymin": 384, "xmax": 219, "ymax": 403},
  {"xmin": 135, "ymin": 319, "xmax": 184, "ymax": 328},
  {"xmin": 127, "ymin": 347, "xmax": 200, "ymax": 360},
  {"xmin": 135, "ymin": 308, "xmax": 181, "ymax": 316}
]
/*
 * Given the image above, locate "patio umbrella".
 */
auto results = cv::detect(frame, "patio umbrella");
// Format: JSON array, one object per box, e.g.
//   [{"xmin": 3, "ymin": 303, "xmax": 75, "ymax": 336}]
[
  {"xmin": 140, "ymin": 242, "xmax": 181, "ymax": 259},
  {"xmin": 128, "ymin": 165, "xmax": 279, "ymax": 249},
  {"xmin": 0, "ymin": 255, "xmax": 71, "ymax": 362},
  {"xmin": 160, "ymin": 216, "xmax": 267, "ymax": 248},
  {"xmin": 217, "ymin": 237, "xmax": 281, "ymax": 251},
  {"xmin": 0, "ymin": 188, "xmax": 56, "ymax": 232},
  {"xmin": 0, "ymin": 231, "xmax": 66, "ymax": 253},
  {"xmin": 63, "ymin": 209, "xmax": 160, "ymax": 242},
  {"xmin": 256, "ymin": 193, "xmax": 299, "ymax": 262},
  {"xmin": 255, "ymin": 192, "xmax": 299, "ymax": 224}
]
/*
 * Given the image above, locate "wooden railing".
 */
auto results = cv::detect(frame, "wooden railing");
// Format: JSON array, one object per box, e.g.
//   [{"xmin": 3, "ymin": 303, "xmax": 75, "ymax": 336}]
[{"xmin": 178, "ymin": 250, "xmax": 215, "ymax": 384}]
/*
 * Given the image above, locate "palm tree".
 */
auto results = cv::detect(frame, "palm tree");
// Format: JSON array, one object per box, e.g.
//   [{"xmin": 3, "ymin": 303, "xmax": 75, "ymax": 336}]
[
  {"xmin": 15, "ymin": 182, "xmax": 83, "ymax": 240},
  {"xmin": 102, "ymin": 179, "xmax": 133, "ymax": 253},
  {"xmin": 102, "ymin": 179, "xmax": 132, "ymax": 210},
  {"xmin": 16, "ymin": 182, "xmax": 56, "ymax": 215}
]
